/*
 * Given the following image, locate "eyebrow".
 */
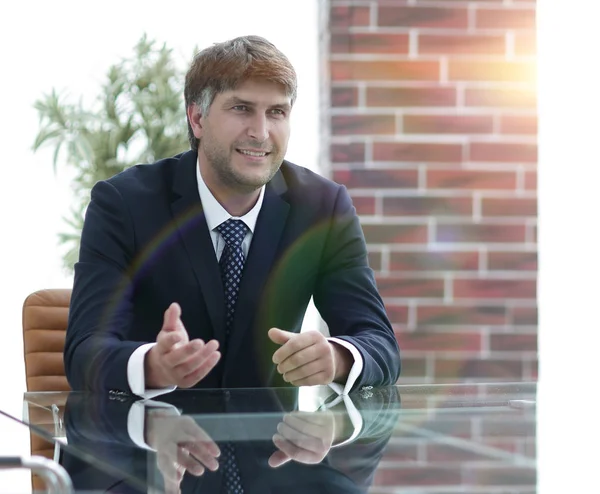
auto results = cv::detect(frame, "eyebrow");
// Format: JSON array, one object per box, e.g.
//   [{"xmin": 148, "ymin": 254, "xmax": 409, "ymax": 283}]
[{"xmin": 223, "ymin": 96, "xmax": 292, "ymax": 112}]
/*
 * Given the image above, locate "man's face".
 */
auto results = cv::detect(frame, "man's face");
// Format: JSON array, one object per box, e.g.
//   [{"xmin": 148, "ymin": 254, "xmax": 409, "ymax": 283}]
[{"xmin": 191, "ymin": 79, "xmax": 292, "ymax": 193}]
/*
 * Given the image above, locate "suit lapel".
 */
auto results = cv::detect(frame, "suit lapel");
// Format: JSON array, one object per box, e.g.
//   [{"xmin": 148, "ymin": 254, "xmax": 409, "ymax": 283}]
[
  {"xmin": 225, "ymin": 170, "xmax": 290, "ymax": 365},
  {"xmin": 170, "ymin": 151, "xmax": 226, "ymax": 343}
]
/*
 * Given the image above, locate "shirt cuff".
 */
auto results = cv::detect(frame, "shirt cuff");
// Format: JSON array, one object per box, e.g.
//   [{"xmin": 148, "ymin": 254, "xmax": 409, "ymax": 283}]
[
  {"xmin": 127, "ymin": 343, "xmax": 177, "ymax": 399},
  {"xmin": 321, "ymin": 393, "xmax": 363, "ymax": 447},
  {"xmin": 326, "ymin": 338, "xmax": 363, "ymax": 396},
  {"xmin": 127, "ymin": 400, "xmax": 181, "ymax": 450}
]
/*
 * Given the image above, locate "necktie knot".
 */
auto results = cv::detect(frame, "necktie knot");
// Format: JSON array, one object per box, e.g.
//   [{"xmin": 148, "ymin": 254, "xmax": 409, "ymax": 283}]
[{"xmin": 216, "ymin": 219, "xmax": 248, "ymax": 249}]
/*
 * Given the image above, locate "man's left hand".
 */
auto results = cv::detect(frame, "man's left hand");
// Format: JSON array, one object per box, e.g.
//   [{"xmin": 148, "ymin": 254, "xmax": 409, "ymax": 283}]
[{"xmin": 268, "ymin": 328, "xmax": 352, "ymax": 386}]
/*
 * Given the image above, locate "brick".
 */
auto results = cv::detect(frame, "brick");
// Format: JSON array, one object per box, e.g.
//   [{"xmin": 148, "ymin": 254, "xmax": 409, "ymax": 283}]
[
  {"xmin": 481, "ymin": 197, "xmax": 537, "ymax": 217},
  {"xmin": 480, "ymin": 417, "xmax": 535, "ymax": 438},
  {"xmin": 333, "ymin": 169, "xmax": 419, "ymax": 189},
  {"xmin": 381, "ymin": 442, "xmax": 419, "ymax": 462},
  {"xmin": 363, "ymin": 224, "xmax": 428, "ymax": 244},
  {"xmin": 463, "ymin": 466, "xmax": 536, "ymax": 487},
  {"xmin": 476, "ymin": 8, "xmax": 536, "ymax": 30},
  {"xmin": 373, "ymin": 465, "xmax": 462, "ymax": 487},
  {"xmin": 434, "ymin": 358, "xmax": 524, "ymax": 380},
  {"xmin": 490, "ymin": 334, "xmax": 537, "ymax": 352},
  {"xmin": 449, "ymin": 61, "xmax": 535, "ymax": 82},
  {"xmin": 397, "ymin": 331, "xmax": 482, "ymax": 352},
  {"xmin": 331, "ymin": 115, "xmax": 396, "ymax": 136},
  {"xmin": 515, "ymin": 33, "xmax": 537, "ymax": 56},
  {"xmin": 390, "ymin": 251, "xmax": 479, "ymax": 271},
  {"xmin": 454, "ymin": 279, "xmax": 536, "ymax": 299},
  {"xmin": 417, "ymin": 305, "xmax": 508, "ymax": 326},
  {"xmin": 524, "ymin": 172, "xmax": 537, "ymax": 190},
  {"xmin": 437, "ymin": 223, "xmax": 527, "ymax": 243},
  {"xmin": 368, "ymin": 251, "xmax": 382, "ymax": 271},
  {"xmin": 426, "ymin": 444, "xmax": 498, "ymax": 462},
  {"xmin": 383, "ymin": 196, "xmax": 472, "ymax": 216},
  {"xmin": 488, "ymin": 251, "xmax": 537, "ymax": 271},
  {"xmin": 374, "ymin": 142, "xmax": 463, "ymax": 162},
  {"xmin": 331, "ymin": 33, "xmax": 409, "ymax": 54},
  {"xmin": 330, "ymin": 5, "xmax": 370, "ymax": 28},
  {"xmin": 331, "ymin": 87, "xmax": 358, "ymax": 107},
  {"xmin": 427, "ymin": 169, "xmax": 517, "ymax": 190},
  {"xmin": 397, "ymin": 357, "xmax": 427, "ymax": 378},
  {"xmin": 404, "ymin": 114, "xmax": 494, "ymax": 134},
  {"xmin": 464, "ymin": 87, "xmax": 537, "ymax": 108},
  {"xmin": 385, "ymin": 304, "xmax": 409, "ymax": 324},
  {"xmin": 419, "ymin": 34, "xmax": 506, "ymax": 56},
  {"xmin": 378, "ymin": 6, "xmax": 468, "ymax": 29},
  {"xmin": 331, "ymin": 143, "xmax": 365, "ymax": 163},
  {"xmin": 509, "ymin": 306, "xmax": 537, "ymax": 325},
  {"xmin": 331, "ymin": 61, "xmax": 440, "ymax": 82},
  {"xmin": 470, "ymin": 142, "xmax": 538, "ymax": 163},
  {"xmin": 367, "ymin": 86, "xmax": 457, "ymax": 107},
  {"xmin": 500, "ymin": 115, "xmax": 538, "ymax": 135},
  {"xmin": 376, "ymin": 276, "xmax": 445, "ymax": 298},
  {"xmin": 351, "ymin": 196, "xmax": 376, "ymax": 215}
]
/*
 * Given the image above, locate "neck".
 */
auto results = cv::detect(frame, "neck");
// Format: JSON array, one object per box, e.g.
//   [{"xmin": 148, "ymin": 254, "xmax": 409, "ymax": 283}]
[{"xmin": 198, "ymin": 160, "xmax": 260, "ymax": 217}]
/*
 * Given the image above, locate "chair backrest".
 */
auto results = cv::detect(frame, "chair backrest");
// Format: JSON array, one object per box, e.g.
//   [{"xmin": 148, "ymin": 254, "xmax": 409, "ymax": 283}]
[
  {"xmin": 22, "ymin": 289, "xmax": 72, "ymax": 491},
  {"xmin": 22, "ymin": 289, "xmax": 72, "ymax": 392}
]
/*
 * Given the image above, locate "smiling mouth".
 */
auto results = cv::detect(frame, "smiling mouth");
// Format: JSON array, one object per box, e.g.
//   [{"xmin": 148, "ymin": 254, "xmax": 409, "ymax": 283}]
[{"xmin": 236, "ymin": 149, "xmax": 271, "ymax": 158}]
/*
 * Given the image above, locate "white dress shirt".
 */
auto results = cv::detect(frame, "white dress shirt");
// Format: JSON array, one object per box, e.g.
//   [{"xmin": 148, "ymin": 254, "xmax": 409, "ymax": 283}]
[{"xmin": 126, "ymin": 161, "xmax": 364, "ymax": 399}]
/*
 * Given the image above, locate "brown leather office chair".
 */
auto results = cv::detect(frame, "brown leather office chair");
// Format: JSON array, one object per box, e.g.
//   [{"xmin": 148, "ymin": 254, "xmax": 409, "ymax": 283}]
[{"xmin": 22, "ymin": 288, "xmax": 72, "ymax": 491}]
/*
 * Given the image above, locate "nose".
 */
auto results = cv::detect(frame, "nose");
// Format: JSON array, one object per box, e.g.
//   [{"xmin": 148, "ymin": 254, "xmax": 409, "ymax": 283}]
[{"xmin": 247, "ymin": 113, "xmax": 269, "ymax": 142}]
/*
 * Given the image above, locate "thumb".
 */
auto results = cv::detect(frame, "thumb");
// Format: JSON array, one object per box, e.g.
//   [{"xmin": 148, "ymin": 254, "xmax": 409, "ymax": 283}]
[
  {"xmin": 268, "ymin": 327, "xmax": 294, "ymax": 345},
  {"xmin": 162, "ymin": 302, "xmax": 182, "ymax": 333}
]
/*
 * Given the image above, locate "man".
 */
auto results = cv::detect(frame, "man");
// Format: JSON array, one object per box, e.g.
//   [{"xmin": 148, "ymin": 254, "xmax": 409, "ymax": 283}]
[{"xmin": 64, "ymin": 35, "xmax": 400, "ymax": 398}]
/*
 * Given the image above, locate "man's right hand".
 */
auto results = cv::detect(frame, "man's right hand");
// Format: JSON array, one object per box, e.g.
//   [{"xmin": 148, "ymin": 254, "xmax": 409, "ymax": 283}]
[{"xmin": 145, "ymin": 303, "xmax": 221, "ymax": 389}]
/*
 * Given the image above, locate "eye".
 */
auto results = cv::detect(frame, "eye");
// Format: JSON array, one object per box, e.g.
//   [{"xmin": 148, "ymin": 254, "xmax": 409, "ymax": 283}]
[
  {"xmin": 269, "ymin": 108, "xmax": 286, "ymax": 116},
  {"xmin": 232, "ymin": 105, "xmax": 249, "ymax": 112}
]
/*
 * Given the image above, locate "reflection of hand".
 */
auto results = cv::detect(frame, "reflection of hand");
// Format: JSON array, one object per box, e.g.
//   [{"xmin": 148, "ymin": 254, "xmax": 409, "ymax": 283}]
[
  {"xmin": 269, "ymin": 329, "xmax": 352, "ymax": 386},
  {"xmin": 268, "ymin": 410, "xmax": 335, "ymax": 468},
  {"xmin": 146, "ymin": 303, "xmax": 221, "ymax": 388},
  {"xmin": 146, "ymin": 409, "xmax": 220, "ymax": 494}
]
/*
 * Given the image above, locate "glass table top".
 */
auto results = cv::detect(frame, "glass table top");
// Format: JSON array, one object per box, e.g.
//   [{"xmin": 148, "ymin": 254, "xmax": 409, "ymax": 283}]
[{"xmin": 5, "ymin": 382, "xmax": 536, "ymax": 493}]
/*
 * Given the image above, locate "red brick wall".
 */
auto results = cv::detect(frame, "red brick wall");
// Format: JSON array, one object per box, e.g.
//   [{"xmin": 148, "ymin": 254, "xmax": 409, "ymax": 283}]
[{"xmin": 322, "ymin": 0, "xmax": 537, "ymax": 384}]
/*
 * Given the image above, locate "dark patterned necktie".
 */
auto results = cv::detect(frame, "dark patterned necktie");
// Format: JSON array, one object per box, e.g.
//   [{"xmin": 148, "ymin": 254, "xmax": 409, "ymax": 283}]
[
  {"xmin": 216, "ymin": 219, "xmax": 249, "ymax": 334},
  {"xmin": 216, "ymin": 218, "xmax": 248, "ymax": 494}
]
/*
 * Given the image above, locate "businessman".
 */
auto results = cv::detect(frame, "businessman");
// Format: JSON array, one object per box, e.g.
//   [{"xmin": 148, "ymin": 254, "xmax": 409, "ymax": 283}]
[{"xmin": 64, "ymin": 35, "xmax": 401, "ymax": 397}]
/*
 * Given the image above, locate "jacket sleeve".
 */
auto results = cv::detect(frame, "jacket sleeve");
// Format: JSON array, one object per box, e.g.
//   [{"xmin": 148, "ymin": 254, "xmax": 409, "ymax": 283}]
[
  {"xmin": 313, "ymin": 185, "xmax": 401, "ymax": 390},
  {"xmin": 64, "ymin": 179, "xmax": 148, "ymax": 392}
]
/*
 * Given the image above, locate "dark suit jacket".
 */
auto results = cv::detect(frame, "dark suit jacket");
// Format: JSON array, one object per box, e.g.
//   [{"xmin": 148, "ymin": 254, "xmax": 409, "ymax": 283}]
[
  {"xmin": 64, "ymin": 150, "xmax": 401, "ymax": 392},
  {"xmin": 60, "ymin": 387, "xmax": 401, "ymax": 493}
]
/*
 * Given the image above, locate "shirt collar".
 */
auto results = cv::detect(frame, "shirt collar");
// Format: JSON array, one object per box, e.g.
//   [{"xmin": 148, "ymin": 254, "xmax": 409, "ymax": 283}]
[{"xmin": 196, "ymin": 158, "xmax": 265, "ymax": 233}]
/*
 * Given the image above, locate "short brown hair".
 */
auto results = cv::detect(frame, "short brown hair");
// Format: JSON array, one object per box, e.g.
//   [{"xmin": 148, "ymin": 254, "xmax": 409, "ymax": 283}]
[{"xmin": 184, "ymin": 35, "xmax": 298, "ymax": 151}]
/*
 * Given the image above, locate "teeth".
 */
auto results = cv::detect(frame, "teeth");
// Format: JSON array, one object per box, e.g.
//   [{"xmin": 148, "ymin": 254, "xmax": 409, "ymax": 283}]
[{"xmin": 239, "ymin": 149, "xmax": 267, "ymax": 157}]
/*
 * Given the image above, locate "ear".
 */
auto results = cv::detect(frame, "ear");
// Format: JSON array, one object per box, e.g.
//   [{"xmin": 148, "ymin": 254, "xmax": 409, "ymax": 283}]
[{"xmin": 187, "ymin": 103, "xmax": 204, "ymax": 140}]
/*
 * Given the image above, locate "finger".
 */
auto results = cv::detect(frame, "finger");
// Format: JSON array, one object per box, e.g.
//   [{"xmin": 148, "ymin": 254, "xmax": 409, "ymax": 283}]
[
  {"xmin": 268, "ymin": 450, "xmax": 292, "ymax": 468},
  {"xmin": 157, "ymin": 450, "xmax": 182, "ymax": 484},
  {"xmin": 156, "ymin": 331, "xmax": 188, "ymax": 354},
  {"xmin": 281, "ymin": 356, "xmax": 328, "ymax": 383},
  {"xmin": 288, "ymin": 370, "xmax": 330, "ymax": 387},
  {"xmin": 164, "ymin": 340, "xmax": 206, "ymax": 369},
  {"xmin": 276, "ymin": 422, "xmax": 323, "ymax": 453},
  {"xmin": 272, "ymin": 433, "xmax": 309, "ymax": 462},
  {"xmin": 268, "ymin": 327, "xmax": 294, "ymax": 346},
  {"xmin": 177, "ymin": 447, "xmax": 205, "ymax": 476},
  {"xmin": 283, "ymin": 413, "xmax": 329, "ymax": 436},
  {"xmin": 177, "ymin": 351, "xmax": 222, "ymax": 388},
  {"xmin": 183, "ymin": 442, "xmax": 219, "ymax": 472},
  {"xmin": 162, "ymin": 303, "xmax": 182, "ymax": 332},
  {"xmin": 272, "ymin": 331, "xmax": 321, "ymax": 366},
  {"xmin": 181, "ymin": 421, "xmax": 221, "ymax": 458}
]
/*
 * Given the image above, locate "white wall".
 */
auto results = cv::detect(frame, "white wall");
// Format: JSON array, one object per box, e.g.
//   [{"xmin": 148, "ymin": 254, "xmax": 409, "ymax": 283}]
[{"xmin": 0, "ymin": 1, "xmax": 320, "ymax": 491}]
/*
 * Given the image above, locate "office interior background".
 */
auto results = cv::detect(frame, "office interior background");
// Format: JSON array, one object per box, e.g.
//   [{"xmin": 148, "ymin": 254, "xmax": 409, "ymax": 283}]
[{"xmin": 0, "ymin": 0, "xmax": 596, "ymax": 491}]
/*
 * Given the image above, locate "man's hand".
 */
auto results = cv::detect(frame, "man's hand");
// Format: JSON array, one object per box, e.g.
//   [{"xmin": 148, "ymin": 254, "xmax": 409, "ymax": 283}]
[
  {"xmin": 268, "ymin": 411, "xmax": 335, "ymax": 467},
  {"xmin": 145, "ymin": 303, "xmax": 221, "ymax": 389},
  {"xmin": 146, "ymin": 409, "xmax": 220, "ymax": 494},
  {"xmin": 268, "ymin": 328, "xmax": 352, "ymax": 386}
]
